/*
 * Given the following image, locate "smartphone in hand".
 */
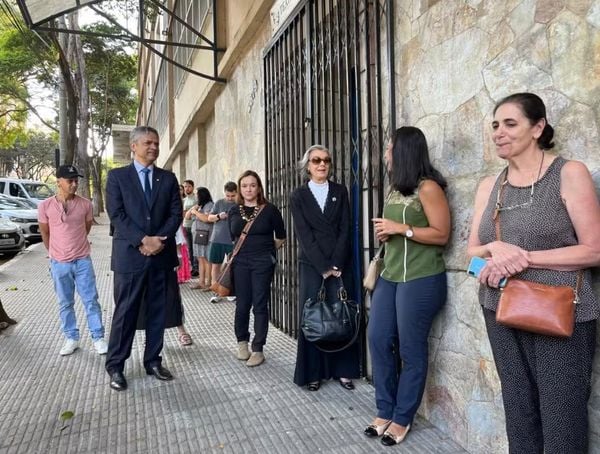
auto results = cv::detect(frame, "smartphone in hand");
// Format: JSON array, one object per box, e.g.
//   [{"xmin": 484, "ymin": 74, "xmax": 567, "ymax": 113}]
[{"xmin": 467, "ymin": 256, "xmax": 507, "ymax": 287}]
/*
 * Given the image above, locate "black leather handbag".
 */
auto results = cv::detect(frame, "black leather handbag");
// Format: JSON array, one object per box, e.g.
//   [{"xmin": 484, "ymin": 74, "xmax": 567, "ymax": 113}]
[{"xmin": 301, "ymin": 277, "xmax": 360, "ymax": 352}]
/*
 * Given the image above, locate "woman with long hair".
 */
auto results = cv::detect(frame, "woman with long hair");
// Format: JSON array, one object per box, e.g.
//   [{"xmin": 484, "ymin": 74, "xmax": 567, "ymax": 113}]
[
  {"xmin": 189, "ymin": 187, "xmax": 214, "ymax": 290},
  {"xmin": 228, "ymin": 170, "xmax": 286, "ymax": 367},
  {"xmin": 365, "ymin": 126, "xmax": 450, "ymax": 446},
  {"xmin": 291, "ymin": 145, "xmax": 360, "ymax": 391}
]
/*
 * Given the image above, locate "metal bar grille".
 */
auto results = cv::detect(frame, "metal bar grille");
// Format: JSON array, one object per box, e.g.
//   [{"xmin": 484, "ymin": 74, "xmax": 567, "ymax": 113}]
[{"xmin": 264, "ymin": 1, "xmax": 394, "ymax": 364}]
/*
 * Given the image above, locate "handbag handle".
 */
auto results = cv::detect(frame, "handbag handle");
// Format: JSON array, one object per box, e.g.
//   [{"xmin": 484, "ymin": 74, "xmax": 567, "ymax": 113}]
[
  {"xmin": 314, "ymin": 276, "xmax": 361, "ymax": 354},
  {"xmin": 492, "ymin": 169, "xmax": 582, "ymax": 298}
]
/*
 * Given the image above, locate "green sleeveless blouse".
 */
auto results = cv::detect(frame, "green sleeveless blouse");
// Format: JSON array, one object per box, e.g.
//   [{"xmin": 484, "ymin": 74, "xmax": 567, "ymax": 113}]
[{"xmin": 381, "ymin": 187, "xmax": 445, "ymax": 283}]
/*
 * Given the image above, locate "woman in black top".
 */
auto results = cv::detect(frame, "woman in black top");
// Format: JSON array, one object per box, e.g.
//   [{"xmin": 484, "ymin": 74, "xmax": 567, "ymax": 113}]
[
  {"xmin": 290, "ymin": 145, "xmax": 360, "ymax": 391},
  {"xmin": 228, "ymin": 170, "xmax": 286, "ymax": 367}
]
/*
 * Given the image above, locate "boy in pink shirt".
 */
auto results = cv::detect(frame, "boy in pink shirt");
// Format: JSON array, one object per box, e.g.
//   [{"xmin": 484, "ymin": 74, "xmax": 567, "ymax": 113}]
[{"xmin": 38, "ymin": 165, "xmax": 106, "ymax": 356}]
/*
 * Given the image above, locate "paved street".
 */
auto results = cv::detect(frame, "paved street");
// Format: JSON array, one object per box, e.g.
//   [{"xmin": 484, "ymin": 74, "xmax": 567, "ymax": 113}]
[{"xmin": 0, "ymin": 216, "xmax": 466, "ymax": 453}]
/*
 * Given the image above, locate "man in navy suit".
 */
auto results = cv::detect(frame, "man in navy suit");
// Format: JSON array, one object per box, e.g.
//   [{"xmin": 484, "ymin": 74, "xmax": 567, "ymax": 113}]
[{"xmin": 105, "ymin": 126, "xmax": 182, "ymax": 391}]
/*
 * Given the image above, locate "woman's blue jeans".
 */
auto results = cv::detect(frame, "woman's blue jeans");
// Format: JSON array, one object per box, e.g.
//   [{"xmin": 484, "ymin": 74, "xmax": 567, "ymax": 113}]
[
  {"xmin": 50, "ymin": 256, "xmax": 104, "ymax": 341},
  {"xmin": 367, "ymin": 272, "xmax": 446, "ymax": 425}
]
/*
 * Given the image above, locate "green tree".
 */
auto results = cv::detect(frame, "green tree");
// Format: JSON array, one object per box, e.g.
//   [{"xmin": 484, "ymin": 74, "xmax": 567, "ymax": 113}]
[
  {"xmin": 0, "ymin": 5, "xmax": 138, "ymax": 213},
  {"xmin": 0, "ymin": 129, "xmax": 57, "ymax": 180},
  {"xmin": 83, "ymin": 23, "xmax": 137, "ymax": 214},
  {"xmin": 0, "ymin": 10, "xmax": 57, "ymax": 148}
]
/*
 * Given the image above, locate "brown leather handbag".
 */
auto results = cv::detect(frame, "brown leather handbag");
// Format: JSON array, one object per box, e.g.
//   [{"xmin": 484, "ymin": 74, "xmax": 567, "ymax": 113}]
[
  {"xmin": 496, "ymin": 278, "xmax": 579, "ymax": 337},
  {"xmin": 493, "ymin": 169, "xmax": 580, "ymax": 338}
]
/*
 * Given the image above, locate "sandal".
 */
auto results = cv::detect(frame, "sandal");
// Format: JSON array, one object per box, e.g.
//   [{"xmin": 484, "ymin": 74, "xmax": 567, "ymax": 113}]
[
  {"xmin": 189, "ymin": 283, "xmax": 205, "ymax": 290},
  {"xmin": 179, "ymin": 332, "xmax": 193, "ymax": 346}
]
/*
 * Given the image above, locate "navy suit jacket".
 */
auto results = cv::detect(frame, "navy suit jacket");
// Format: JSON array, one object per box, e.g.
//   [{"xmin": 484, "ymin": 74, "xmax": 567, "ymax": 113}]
[
  {"xmin": 106, "ymin": 163, "xmax": 182, "ymax": 273},
  {"xmin": 290, "ymin": 180, "xmax": 351, "ymax": 274}
]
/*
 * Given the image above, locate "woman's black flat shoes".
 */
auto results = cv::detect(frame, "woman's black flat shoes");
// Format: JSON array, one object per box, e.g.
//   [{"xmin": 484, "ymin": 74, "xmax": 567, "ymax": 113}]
[
  {"xmin": 339, "ymin": 379, "xmax": 355, "ymax": 390},
  {"xmin": 307, "ymin": 381, "xmax": 320, "ymax": 391}
]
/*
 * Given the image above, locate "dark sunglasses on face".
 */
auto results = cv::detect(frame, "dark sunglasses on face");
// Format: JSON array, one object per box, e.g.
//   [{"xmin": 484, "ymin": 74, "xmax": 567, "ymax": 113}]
[{"xmin": 310, "ymin": 157, "xmax": 332, "ymax": 165}]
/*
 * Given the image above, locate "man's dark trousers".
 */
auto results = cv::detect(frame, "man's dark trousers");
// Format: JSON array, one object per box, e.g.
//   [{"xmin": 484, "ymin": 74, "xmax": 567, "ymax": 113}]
[{"xmin": 105, "ymin": 266, "xmax": 168, "ymax": 373}]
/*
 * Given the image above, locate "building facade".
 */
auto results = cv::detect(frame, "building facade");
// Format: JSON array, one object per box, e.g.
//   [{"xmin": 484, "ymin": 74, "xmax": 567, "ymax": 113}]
[{"xmin": 137, "ymin": 1, "xmax": 600, "ymax": 452}]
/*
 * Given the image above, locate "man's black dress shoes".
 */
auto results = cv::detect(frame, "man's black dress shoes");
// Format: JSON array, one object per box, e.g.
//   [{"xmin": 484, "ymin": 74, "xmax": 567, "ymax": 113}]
[
  {"xmin": 146, "ymin": 365, "xmax": 174, "ymax": 381},
  {"xmin": 109, "ymin": 371, "xmax": 127, "ymax": 391}
]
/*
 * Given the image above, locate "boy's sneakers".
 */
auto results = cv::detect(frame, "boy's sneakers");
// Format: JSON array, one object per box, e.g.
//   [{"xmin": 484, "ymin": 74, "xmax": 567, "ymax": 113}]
[
  {"xmin": 210, "ymin": 296, "xmax": 221, "ymax": 304},
  {"xmin": 93, "ymin": 338, "xmax": 109, "ymax": 355},
  {"xmin": 59, "ymin": 339, "xmax": 79, "ymax": 356}
]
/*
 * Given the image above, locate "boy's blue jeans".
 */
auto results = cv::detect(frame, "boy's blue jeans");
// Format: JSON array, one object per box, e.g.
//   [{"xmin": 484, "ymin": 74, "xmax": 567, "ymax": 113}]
[{"xmin": 50, "ymin": 256, "xmax": 104, "ymax": 341}]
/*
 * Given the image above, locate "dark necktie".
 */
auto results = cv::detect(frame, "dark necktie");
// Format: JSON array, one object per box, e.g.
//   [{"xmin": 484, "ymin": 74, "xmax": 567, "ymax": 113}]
[{"xmin": 142, "ymin": 168, "xmax": 152, "ymax": 205}]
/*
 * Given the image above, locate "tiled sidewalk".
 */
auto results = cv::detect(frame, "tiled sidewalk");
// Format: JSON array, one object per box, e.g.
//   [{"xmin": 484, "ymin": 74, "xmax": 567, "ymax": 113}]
[{"xmin": 0, "ymin": 217, "xmax": 466, "ymax": 453}]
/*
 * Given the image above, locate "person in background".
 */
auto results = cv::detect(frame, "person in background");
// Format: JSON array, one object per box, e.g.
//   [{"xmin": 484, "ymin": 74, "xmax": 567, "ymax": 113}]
[
  {"xmin": 105, "ymin": 126, "xmax": 182, "ymax": 391},
  {"xmin": 467, "ymin": 92, "xmax": 600, "ymax": 453},
  {"xmin": 207, "ymin": 181, "xmax": 238, "ymax": 303},
  {"xmin": 38, "ymin": 165, "xmax": 108, "ymax": 356},
  {"xmin": 188, "ymin": 187, "xmax": 214, "ymax": 290},
  {"xmin": 366, "ymin": 127, "xmax": 450, "ymax": 446},
  {"xmin": 290, "ymin": 144, "xmax": 359, "ymax": 392},
  {"xmin": 228, "ymin": 170, "xmax": 286, "ymax": 367},
  {"xmin": 176, "ymin": 185, "xmax": 191, "ymax": 284},
  {"xmin": 182, "ymin": 180, "xmax": 198, "ymax": 277}
]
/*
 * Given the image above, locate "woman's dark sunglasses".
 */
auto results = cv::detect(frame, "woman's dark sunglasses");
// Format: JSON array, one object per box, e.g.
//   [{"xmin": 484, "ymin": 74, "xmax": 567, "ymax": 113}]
[{"xmin": 309, "ymin": 157, "xmax": 332, "ymax": 165}]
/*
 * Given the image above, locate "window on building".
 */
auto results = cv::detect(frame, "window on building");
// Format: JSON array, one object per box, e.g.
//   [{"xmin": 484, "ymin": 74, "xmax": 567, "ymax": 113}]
[
  {"xmin": 147, "ymin": 62, "xmax": 168, "ymax": 136},
  {"xmin": 172, "ymin": 0, "xmax": 210, "ymax": 95}
]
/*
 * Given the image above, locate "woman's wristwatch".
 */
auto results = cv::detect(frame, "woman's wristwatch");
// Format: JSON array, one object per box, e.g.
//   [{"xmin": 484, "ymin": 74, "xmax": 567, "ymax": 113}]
[{"xmin": 404, "ymin": 225, "xmax": 414, "ymax": 238}]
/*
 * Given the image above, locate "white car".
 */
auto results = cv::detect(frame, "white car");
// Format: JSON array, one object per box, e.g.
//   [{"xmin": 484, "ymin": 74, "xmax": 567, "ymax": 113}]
[
  {"xmin": 0, "ymin": 217, "xmax": 25, "ymax": 256},
  {"xmin": 0, "ymin": 196, "xmax": 40, "ymax": 242},
  {"xmin": 0, "ymin": 178, "xmax": 54, "ymax": 206}
]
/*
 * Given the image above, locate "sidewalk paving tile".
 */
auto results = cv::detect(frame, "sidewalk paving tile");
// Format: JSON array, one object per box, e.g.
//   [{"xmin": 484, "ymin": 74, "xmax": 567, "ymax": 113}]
[{"xmin": 0, "ymin": 217, "xmax": 467, "ymax": 454}]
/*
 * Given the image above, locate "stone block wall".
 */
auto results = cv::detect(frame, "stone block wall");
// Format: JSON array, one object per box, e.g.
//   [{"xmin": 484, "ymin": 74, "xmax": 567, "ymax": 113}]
[{"xmin": 392, "ymin": 1, "xmax": 600, "ymax": 452}]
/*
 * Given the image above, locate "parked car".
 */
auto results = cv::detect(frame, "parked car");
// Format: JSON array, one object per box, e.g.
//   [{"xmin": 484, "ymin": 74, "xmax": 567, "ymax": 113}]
[
  {"xmin": 0, "ymin": 217, "xmax": 25, "ymax": 256},
  {"xmin": 0, "ymin": 194, "xmax": 37, "ymax": 209},
  {"xmin": 0, "ymin": 196, "xmax": 40, "ymax": 242},
  {"xmin": 0, "ymin": 178, "xmax": 54, "ymax": 206}
]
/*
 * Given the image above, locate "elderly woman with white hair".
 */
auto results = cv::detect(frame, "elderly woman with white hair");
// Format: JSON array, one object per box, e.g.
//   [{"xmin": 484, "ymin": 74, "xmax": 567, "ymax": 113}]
[{"xmin": 291, "ymin": 144, "xmax": 360, "ymax": 391}]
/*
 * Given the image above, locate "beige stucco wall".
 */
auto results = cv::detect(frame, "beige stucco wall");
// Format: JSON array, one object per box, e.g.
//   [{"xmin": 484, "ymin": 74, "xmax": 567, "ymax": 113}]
[
  {"xmin": 175, "ymin": 22, "xmax": 271, "ymax": 193},
  {"xmin": 393, "ymin": 1, "xmax": 600, "ymax": 453}
]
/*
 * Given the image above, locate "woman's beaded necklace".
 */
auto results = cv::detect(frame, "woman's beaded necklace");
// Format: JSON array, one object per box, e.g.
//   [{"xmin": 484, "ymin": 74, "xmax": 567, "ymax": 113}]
[{"xmin": 239, "ymin": 204, "xmax": 260, "ymax": 222}]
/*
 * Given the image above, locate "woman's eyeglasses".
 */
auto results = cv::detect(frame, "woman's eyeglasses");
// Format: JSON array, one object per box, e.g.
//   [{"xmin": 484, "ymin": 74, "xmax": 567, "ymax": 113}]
[{"xmin": 309, "ymin": 157, "xmax": 331, "ymax": 165}]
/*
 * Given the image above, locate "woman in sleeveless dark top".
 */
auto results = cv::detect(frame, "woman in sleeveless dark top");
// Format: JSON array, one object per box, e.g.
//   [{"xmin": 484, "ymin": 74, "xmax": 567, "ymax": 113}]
[{"xmin": 467, "ymin": 93, "xmax": 600, "ymax": 454}]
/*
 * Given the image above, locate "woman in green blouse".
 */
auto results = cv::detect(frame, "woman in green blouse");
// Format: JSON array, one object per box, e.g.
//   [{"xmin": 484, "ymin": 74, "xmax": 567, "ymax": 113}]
[{"xmin": 364, "ymin": 126, "xmax": 451, "ymax": 446}]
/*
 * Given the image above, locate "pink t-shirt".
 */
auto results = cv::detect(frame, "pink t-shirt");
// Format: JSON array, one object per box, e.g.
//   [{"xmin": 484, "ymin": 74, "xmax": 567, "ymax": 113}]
[{"xmin": 38, "ymin": 195, "xmax": 93, "ymax": 262}]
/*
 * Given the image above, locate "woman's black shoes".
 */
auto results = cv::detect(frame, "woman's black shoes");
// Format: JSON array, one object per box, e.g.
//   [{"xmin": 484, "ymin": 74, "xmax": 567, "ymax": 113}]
[
  {"xmin": 381, "ymin": 424, "xmax": 411, "ymax": 446},
  {"xmin": 364, "ymin": 420, "xmax": 391, "ymax": 438},
  {"xmin": 307, "ymin": 381, "xmax": 320, "ymax": 391},
  {"xmin": 339, "ymin": 379, "xmax": 354, "ymax": 390}
]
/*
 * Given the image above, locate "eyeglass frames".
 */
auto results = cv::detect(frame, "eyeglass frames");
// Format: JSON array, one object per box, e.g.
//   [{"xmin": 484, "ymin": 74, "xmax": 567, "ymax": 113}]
[{"xmin": 494, "ymin": 152, "xmax": 544, "ymax": 216}]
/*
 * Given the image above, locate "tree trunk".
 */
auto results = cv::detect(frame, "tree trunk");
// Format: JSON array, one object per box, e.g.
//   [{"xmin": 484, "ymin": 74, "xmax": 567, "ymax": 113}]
[
  {"xmin": 70, "ymin": 13, "xmax": 91, "ymax": 200},
  {"xmin": 51, "ymin": 24, "xmax": 78, "ymax": 166},
  {"xmin": 90, "ymin": 155, "xmax": 104, "ymax": 216}
]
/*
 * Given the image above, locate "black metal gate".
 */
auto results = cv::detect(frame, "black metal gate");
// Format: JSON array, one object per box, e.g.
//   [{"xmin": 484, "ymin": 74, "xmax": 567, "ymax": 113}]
[{"xmin": 264, "ymin": 0, "xmax": 395, "ymax": 355}]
